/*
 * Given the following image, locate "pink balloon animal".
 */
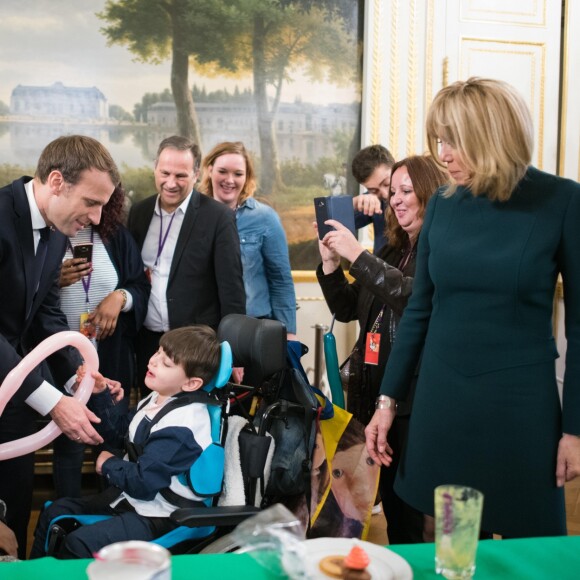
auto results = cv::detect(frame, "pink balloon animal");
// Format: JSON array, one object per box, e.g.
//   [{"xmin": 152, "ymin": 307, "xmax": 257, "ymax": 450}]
[{"xmin": 0, "ymin": 331, "xmax": 98, "ymax": 461}]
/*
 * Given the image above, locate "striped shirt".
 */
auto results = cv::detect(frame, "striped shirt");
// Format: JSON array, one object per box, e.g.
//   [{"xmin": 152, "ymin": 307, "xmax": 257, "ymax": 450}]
[{"xmin": 60, "ymin": 228, "xmax": 119, "ymax": 333}]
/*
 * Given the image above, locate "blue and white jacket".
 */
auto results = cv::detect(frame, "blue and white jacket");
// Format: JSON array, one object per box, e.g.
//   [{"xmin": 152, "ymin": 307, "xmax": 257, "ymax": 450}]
[{"xmin": 90, "ymin": 390, "xmax": 211, "ymax": 518}]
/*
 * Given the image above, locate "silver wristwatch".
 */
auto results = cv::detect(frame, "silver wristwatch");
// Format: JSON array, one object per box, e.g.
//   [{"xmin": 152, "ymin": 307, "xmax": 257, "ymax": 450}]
[{"xmin": 375, "ymin": 394, "xmax": 395, "ymax": 411}]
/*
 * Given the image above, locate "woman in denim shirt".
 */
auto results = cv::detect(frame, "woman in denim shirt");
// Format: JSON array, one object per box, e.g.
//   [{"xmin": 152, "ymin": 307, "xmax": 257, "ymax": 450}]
[{"xmin": 200, "ymin": 142, "xmax": 296, "ymax": 337}]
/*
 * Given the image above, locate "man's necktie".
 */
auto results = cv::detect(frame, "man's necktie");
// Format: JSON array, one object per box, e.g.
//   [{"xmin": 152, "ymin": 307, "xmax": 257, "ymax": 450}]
[
  {"xmin": 34, "ymin": 227, "xmax": 50, "ymax": 283},
  {"xmin": 26, "ymin": 227, "xmax": 50, "ymax": 320},
  {"xmin": 32, "ymin": 226, "xmax": 50, "ymax": 296}
]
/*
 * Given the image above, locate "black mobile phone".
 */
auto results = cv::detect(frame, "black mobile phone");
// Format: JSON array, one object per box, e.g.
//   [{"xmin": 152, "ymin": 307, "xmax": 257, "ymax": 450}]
[{"xmin": 72, "ymin": 243, "xmax": 93, "ymax": 262}]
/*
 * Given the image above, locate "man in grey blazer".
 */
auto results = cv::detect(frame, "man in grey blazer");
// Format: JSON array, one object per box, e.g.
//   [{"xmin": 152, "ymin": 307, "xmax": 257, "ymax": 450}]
[
  {"xmin": 0, "ymin": 135, "xmax": 120, "ymax": 557},
  {"xmin": 128, "ymin": 136, "xmax": 245, "ymax": 396}
]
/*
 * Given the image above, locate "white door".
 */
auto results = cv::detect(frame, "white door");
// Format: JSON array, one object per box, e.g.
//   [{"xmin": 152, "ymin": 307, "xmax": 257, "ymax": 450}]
[{"xmin": 438, "ymin": 0, "xmax": 562, "ymax": 172}]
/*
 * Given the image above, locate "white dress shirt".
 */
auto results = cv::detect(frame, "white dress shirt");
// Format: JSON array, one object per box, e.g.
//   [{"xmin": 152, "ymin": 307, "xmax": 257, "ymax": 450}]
[
  {"xmin": 142, "ymin": 192, "xmax": 193, "ymax": 332},
  {"xmin": 23, "ymin": 180, "xmax": 65, "ymax": 415}
]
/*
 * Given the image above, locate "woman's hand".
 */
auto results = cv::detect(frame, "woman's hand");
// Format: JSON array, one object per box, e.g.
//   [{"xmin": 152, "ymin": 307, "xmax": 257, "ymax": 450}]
[
  {"xmin": 313, "ymin": 221, "xmax": 340, "ymax": 274},
  {"xmin": 322, "ymin": 220, "xmax": 365, "ymax": 264},
  {"xmin": 556, "ymin": 433, "xmax": 580, "ymax": 486},
  {"xmin": 59, "ymin": 258, "xmax": 92, "ymax": 288},
  {"xmin": 365, "ymin": 406, "xmax": 396, "ymax": 467},
  {"xmin": 0, "ymin": 520, "xmax": 18, "ymax": 558},
  {"xmin": 88, "ymin": 290, "xmax": 125, "ymax": 340}
]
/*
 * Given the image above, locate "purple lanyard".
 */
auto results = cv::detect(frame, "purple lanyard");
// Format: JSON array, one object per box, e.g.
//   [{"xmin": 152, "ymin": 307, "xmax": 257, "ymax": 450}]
[
  {"xmin": 155, "ymin": 210, "xmax": 177, "ymax": 266},
  {"xmin": 68, "ymin": 228, "xmax": 94, "ymax": 307}
]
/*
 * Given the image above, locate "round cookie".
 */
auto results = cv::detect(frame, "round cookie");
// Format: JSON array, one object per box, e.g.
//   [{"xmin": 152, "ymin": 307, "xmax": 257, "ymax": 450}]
[{"xmin": 319, "ymin": 555, "xmax": 346, "ymax": 578}]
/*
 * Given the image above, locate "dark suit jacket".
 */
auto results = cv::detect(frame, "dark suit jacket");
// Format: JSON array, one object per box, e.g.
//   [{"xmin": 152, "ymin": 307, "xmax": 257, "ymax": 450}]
[
  {"xmin": 0, "ymin": 177, "xmax": 80, "ymax": 404},
  {"xmin": 127, "ymin": 189, "xmax": 245, "ymax": 330}
]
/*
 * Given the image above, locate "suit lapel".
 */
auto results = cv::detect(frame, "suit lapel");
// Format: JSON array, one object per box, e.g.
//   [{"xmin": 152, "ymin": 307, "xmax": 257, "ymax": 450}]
[
  {"xmin": 168, "ymin": 189, "xmax": 200, "ymax": 286},
  {"xmin": 12, "ymin": 179, "xmax": 38, "ymax": 320}
]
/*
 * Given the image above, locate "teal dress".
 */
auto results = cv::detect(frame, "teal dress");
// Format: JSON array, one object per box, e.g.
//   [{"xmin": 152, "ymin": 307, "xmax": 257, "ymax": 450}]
[{"xmin": 380, "ymin": 167, "xmax": 580, "ymax": 537}]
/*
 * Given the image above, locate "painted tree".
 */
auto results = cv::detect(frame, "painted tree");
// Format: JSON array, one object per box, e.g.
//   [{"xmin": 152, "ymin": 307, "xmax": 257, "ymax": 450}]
[
  {"xmin": 212, "ymin": 0, "xmax": 360, "ymax": 194},
  {"xmin": 98, "ymin": 0, "xmax": 237, "ymax": 145},
  {"xmin": 98, "ymin": 0, "xmax": 360, "ymax": 191}
]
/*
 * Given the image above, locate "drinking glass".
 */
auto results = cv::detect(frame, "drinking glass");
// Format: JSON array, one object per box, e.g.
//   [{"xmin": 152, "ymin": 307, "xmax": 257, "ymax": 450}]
[{"xmin": 435, "ymin": 484, "xmax": 484, "ymax": 579}]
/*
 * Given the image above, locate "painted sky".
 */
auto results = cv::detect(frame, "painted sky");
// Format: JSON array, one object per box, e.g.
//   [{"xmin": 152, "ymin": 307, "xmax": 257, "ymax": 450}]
[{"xmin": 0, "ymin": 0, "xmax": 359, "ymax": 113}]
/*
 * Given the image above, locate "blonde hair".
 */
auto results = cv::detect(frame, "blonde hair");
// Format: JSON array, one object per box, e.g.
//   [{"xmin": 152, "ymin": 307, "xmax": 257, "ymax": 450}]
[
  {"xmin": 426, "ymin": 77, "xmax": 533, "ymax": 202},
  {"xmin": 199, "ymin": 141, "xmax": 257, "ymax": 205},
  {"xmin": 386, "ymin": 155, "xmax": 450, "ymax": 249}
]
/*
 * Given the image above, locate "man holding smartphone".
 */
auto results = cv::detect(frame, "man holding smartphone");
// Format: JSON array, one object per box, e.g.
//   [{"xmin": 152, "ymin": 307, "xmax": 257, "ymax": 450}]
[{"xmin": 0, "ymin": 135, "xmax": 120, "ymax": 557}]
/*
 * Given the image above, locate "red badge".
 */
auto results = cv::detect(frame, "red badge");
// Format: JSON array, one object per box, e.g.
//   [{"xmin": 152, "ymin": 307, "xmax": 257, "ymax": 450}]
[{"xmin": 364, "ymin": 332, "xmax": 380, "ymax": 365}]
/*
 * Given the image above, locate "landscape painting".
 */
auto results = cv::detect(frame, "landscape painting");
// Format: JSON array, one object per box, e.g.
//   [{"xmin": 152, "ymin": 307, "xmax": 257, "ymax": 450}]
[{"xmin": 0, "ymin": 0, "xmax": 364, "ymax": 268}]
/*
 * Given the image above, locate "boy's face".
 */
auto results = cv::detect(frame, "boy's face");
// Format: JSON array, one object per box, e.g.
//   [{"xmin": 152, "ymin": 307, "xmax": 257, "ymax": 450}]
[
  {"xmin": 362, "ymin": 163, "xmax": 392, "ymax": 200},
  {"xmin": 145, "ymin": 347, "xmax": 199, "ymax": 397}
]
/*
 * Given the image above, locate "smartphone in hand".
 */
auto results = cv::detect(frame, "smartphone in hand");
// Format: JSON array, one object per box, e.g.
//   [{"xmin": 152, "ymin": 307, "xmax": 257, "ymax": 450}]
[
  {"xmin": 72, "ymin": 243, "xmax": 93, "ymax": 263},
  {"xmin": 314, "ymin": 195, "xmax": 356, "ymax": 240}
]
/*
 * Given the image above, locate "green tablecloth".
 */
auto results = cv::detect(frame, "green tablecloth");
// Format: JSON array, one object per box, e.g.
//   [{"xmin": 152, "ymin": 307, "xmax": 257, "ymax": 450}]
[
  {"xmin": 2, "ymin": 536, "xmax": 579, "ymax": 579},
  {"xmin": 389, "ymin": 536, "xmax": 580, "ymax": 579}
]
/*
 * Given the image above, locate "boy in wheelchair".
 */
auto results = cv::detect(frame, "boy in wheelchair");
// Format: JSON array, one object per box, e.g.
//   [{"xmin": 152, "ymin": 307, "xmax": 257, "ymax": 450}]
[{"xmin": 30, "ymin": 325, "xmax": 222, "ymax": 559}]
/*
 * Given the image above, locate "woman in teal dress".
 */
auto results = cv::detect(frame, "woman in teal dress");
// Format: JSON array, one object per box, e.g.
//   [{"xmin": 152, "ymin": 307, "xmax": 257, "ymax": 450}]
[{"xmin": 365, "ymin": 77, "xmax": 580, "ymax": 537}]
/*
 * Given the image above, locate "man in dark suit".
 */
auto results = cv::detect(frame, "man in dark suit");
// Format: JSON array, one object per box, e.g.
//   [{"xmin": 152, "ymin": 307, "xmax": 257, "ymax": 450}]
[
  {"xmin": 128, "ymin": 136, "xmax": 245, "ymax": 396},
  {"xmin": 0, "ymin": 135, "xmax": 121, "ymax": 557}
]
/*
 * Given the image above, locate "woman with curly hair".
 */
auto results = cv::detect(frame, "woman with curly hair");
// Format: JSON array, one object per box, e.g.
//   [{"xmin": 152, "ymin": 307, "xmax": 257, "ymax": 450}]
[{"xmin": 54, "ymin": 184, "xmax": 150, "ymax": 497}]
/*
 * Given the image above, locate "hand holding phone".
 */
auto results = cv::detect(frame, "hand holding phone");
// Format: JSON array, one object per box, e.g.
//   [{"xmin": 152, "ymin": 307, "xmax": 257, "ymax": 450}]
[{"xmin": 72, "ymin": 243, "xmax": 93, "ymax": 263}]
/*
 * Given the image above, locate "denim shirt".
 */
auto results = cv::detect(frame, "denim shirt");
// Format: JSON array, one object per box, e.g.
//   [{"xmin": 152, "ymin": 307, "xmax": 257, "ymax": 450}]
[{"xmin": 236, "ymin": 197, "xmax": 296, "ymax": 333}]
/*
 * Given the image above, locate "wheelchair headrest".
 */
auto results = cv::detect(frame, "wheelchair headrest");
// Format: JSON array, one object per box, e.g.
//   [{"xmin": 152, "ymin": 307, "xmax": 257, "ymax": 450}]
[
  {"xmin": 218, "ymin": 314, "xmax": 287, "ymax": 387},
  {"xmin": 203, "ymin": 341, "xmax": 233, "ymax": 392}
]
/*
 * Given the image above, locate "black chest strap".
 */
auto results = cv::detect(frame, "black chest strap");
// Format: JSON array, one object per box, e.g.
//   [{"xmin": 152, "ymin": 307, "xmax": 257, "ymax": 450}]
[{"xmin": 126, "ymin": 391, "xmax": 220, "ymax": 461}]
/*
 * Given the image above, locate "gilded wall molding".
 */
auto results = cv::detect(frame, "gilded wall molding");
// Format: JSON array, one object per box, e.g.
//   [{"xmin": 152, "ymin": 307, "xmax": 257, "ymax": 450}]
[
  {"xmin": 425, "ymin": 0, "xmax": 435, "ymax": 119},
  {"xmin": 558, "ymin": 0, "xmax": 570, "ymax": 177},
  {"xmin": 388, "ymin": 0, "xmax": 400, "ymax": 153},
  {"xmin": 406, "ymin": 0, "xmax": 418, "ymax": 156},
  {"xmin": 370, "ymin": 0, "xmax": 383, "ymax": 144},
  {"xmin": 460, "ymin": 0, "xmax": 547, "ymax": 27}
]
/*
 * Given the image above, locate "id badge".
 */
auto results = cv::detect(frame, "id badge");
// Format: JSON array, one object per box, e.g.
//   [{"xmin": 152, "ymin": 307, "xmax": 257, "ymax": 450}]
[
  {"xmin": 364, "ymin": 332, "xmax": 380, "ymax": 365},
  {"xmin": 80, "ymin": 312, "xmax": 97, "ymax": 345},
  {"xmin": 145, "ymin": 267, "xmax": 152, "ymax": 284}
]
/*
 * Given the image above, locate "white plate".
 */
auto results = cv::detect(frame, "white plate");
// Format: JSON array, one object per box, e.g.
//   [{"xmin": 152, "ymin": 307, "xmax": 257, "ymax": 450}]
[{"xmin": 303, "ymin": 538, "xmax": 412, "ymax": 580}]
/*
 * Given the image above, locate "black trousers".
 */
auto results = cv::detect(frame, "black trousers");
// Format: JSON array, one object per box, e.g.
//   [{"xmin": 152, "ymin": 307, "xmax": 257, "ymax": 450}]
[
  {"xmin": 0, "ymin": 400, "xmax": 37, "ymax": 559},
  {"xmin": 30, "ymin": 492, "xmax": 176, "ymax": 559},
  {"xmin": 379, "ymin": 414, "xmax": 425, "ymax": 544},
  {"xmin": 135, "ymin": 327, "xmax": 164, "ymax": 399}
]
